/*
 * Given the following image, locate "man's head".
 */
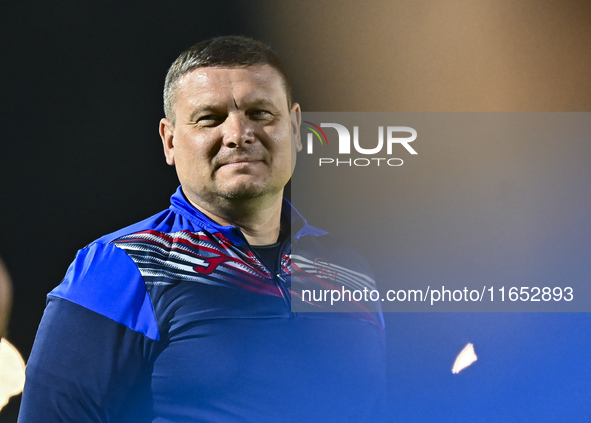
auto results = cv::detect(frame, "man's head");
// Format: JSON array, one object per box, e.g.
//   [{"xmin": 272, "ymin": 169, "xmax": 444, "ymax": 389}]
[
  {"xmin": 163, "ymin": 36, "xmax": 292, "ymax": 126},
  {"xmin": 159, "ymin": 37, "xmax": 301, "ymax": 215}
]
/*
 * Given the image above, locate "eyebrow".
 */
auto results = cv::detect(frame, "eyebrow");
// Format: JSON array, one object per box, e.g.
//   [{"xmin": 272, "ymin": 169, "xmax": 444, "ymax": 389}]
[{"xmin": 243, "ymin": 98, "xmax": 278, "ymax": 110}]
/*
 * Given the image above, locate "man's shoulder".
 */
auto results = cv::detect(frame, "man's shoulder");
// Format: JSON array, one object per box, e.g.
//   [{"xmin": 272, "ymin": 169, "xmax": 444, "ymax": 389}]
[
  {"xmin": 291, "ymin": 226, "xmax": 384, "ymax": 329},
  {"xmin": 294, "ymin": 227, "xmax": 374, "ymax": 277},
  {"xmin": 92, "ymin": 205, "xmax": 199, "ymax": 247},
  {"xmin": 44, "ymin": 205, "xmax": 201, "ymax": 341}
]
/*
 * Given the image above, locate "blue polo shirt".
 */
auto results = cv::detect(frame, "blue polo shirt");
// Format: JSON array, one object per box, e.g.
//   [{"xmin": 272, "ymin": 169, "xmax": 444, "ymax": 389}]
[{"xmin": 19, "ymin": 188, "xmax": 385, "ymax": 422}]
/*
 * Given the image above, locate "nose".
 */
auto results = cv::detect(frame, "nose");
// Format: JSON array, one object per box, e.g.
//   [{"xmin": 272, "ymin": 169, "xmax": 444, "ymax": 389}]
[{"xmin": 222, "ymin": 113, "xmax": 255, "ymax": 148}]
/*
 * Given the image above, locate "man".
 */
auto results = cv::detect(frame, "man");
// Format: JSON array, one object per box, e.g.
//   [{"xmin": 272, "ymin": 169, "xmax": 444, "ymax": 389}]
[{"xmin": 19, "ymin": 36, "xmax": 385, "ymax": 422}]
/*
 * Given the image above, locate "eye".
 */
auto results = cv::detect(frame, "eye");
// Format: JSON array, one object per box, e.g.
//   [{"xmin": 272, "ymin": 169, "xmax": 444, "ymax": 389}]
[
  {"xmin": 196, "ymin": 115, "xmax": 225, "ymax": 127},
  {"xmin": 249, "ymin": 110, "xmax": 274, "ymax": 121}
]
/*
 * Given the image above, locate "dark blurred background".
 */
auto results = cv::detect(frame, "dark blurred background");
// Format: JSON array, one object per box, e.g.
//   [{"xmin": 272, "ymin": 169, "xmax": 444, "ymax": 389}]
[{"xmin": 1, "ymin": 1, "xmax": 590, "ymax": 421}]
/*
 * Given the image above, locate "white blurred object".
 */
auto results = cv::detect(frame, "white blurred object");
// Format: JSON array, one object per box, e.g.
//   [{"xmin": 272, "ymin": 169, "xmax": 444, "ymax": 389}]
[
  {"xmin": 0, "ymin": 338, "xmax": 26, "ymax": 411},
  {"xmin": 452, "ymin": 342, "xmax": 477, "ymax": 374}
]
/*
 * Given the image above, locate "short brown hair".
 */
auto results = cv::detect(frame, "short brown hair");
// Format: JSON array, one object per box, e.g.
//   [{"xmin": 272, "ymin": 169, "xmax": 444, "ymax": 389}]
[{"xmin": 163, "ymin": 36, "xmax": 292, "ymax": 124}]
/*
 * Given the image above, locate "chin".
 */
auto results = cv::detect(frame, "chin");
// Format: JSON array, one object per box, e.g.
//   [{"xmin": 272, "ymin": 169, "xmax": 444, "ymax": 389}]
[
  {"xmin": 218, "ymin": 185, "xmax": 268, "ymax": 200},
  {"xmin": 220, "ymin": 191, "xmax": 265, "ymax": 200},
  {"xmin": 217, "ymin": 182, "xmax": 283, "ymax": 201}
]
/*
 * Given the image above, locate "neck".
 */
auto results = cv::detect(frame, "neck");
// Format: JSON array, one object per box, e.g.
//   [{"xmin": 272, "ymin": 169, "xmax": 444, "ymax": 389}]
[{"xmin": 185, "ymin": 190, "xmax": 284, "ymax": 246}]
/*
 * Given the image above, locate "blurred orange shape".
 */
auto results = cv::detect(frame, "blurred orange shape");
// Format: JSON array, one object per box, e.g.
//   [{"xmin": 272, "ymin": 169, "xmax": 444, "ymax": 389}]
[{"xmin": 0, "ymin": 338, "xmax": 25, "ymax": 411}]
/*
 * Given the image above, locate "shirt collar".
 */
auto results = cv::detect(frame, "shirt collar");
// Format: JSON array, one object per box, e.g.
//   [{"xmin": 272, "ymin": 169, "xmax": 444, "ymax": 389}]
[{"xmin": 168, "ymin": 186, "xmax": 310, "ymax": 244}]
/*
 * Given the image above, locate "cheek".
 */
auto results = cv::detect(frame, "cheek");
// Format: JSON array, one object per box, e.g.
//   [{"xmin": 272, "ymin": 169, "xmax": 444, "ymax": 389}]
[
  {"xmin": 173, "ymin": 145, "xmax": 210, "ymax": 184},
  {"xmin": 174, "ymin": 134, "xmax": 211, "ymax": 166}
]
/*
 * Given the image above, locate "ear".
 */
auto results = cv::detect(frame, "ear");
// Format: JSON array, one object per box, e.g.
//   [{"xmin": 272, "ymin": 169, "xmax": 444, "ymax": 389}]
[
  {"xmin": 159, "ymin": 118, "xmax": 175, "ymax": 166},
  {"xmin": 290, "ymin": 102, "xmax": 302, "ymax": 152}
]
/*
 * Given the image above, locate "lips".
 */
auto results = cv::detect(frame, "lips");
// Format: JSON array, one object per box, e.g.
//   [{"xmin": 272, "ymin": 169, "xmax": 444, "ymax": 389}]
[
  {"xmin": 216, "ymin": 156, "xmax": 265, "ymax": 169},
  {"xmin": 223, "ymin": 159, "xmax": 261, "ymax": 165}
]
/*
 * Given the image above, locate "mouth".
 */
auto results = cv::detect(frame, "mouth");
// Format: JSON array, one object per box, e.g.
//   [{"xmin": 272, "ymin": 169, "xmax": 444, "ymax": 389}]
[{"xmin": 217, "ymin": 158, "xmax": 264, "ymax": 169}]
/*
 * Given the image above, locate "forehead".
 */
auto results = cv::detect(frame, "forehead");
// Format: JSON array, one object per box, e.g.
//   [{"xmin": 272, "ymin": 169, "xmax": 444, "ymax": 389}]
[{"xmin": 175, "ymin": 65, "xmax": 288, "ymax": 109}]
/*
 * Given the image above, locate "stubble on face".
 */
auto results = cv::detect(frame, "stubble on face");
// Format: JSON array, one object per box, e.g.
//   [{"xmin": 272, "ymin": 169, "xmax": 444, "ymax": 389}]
[{"xmin": 208, "ymin": 138, "xmax": 275, "ymax": 201}]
